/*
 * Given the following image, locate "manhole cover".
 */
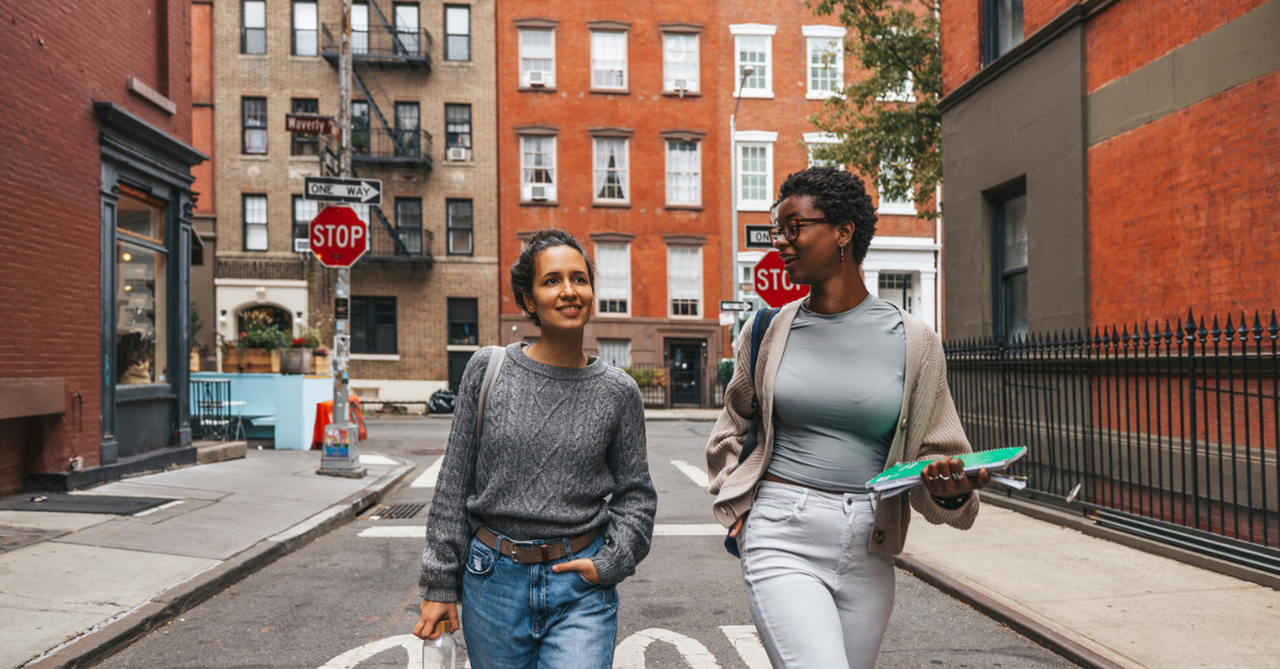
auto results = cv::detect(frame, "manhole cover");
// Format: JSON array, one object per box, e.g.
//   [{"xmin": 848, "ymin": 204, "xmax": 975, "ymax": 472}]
[{"xmin": 362, "ymin": 503, "xmax": 425, "ymax": 520}]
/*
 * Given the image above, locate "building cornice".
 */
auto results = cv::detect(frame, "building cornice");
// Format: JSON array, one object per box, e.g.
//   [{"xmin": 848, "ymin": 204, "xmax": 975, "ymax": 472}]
[
  {"xmin": 661, "ymin": 129, "xmax": 706, "ymax": 142},
  {"xmin": 588, "ymin": 126, "xmax": 634, "ymax": 138},
  {"xmin": 514, "ymin": 124, "xmax": 559, "ymax": 136},
  {"xmin": 586, "ymin": 20, "xmax": 630, "ymax": 31},
  {"xmin": 514, "ymin": 17, "xmax": 559, "ymax": 29},
  {"xmin": 658, "ymin": 22, "xmax": 703, "ymax": 34}
]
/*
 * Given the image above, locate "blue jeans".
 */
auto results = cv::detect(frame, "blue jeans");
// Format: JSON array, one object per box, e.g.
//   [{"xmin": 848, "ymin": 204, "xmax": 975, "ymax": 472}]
[{"xmin": 460, "ymin": 529, "xmax": 619, "ymax": 669}]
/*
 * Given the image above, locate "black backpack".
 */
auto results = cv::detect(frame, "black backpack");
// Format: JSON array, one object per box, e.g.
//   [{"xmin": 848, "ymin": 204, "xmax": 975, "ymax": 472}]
[{"xmin": 724, "ymin": 307, "xmax": 778, "ymax": 558}]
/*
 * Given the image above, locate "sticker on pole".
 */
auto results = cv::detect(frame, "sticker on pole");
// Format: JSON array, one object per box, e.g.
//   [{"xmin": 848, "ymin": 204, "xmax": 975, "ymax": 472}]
[
  {"xmin": 323, "ymin": 424, "xmax": 351, "ymax": 460},
  {"xmin": 309, "ymin": 206, "xmax": 369, "ymax": 268}
]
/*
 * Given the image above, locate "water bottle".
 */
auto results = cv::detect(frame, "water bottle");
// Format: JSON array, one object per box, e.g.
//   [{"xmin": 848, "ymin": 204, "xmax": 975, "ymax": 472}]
[{"xmin": 422, "ymin": 620, "xmax": 458, "ymax": 669}]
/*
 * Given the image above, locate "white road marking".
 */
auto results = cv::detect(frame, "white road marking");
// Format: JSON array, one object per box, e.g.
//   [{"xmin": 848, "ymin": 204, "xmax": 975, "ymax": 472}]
[
  {"xmin": 360, "ymin": 454, "xmax": 399, "ymax": 466},
  {"xmin": 720, "ymin": 625, "xmax": 771, "ymax": 669},
  {"xmin": 614, "ymin": 628, "xmax": 721, "ymax": 669},
  {"xmin": 315, "ymin": 632, "xmax": 471, "ymax": 668},
  {"xmin": 410, "ymin": 456, "xmax": 443, "ymax": 488},
  {"xmin": 670, "ymin": 460, "xmax": 709, "ymax": 488},
  {"xmin": 359, "ymin": 524, "xmax": 726, "ymax": 539},
  {"xmin": 132, "ymin": 500, "xmax": 184, "ymax": 517},
  {"xmin": 359, "ymin": 525, "xmax": 424, "ymax": 538}
]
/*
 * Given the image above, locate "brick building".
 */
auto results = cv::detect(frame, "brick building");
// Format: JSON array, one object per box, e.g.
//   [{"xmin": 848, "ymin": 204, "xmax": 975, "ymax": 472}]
[
  {"xmin": 0, "ymin": 2, "xmax": 206, "ymax": 493},
  {"xmin": 199, "ymin": 0, "xmax": 498, "ymax": 399},
  {"xmin": 496, "ymin": 0, "xmax": 942, "ymax": 407},
  {"xmin": 939, "ymin": 0, "xmax": 1279, "ymax": 339}
]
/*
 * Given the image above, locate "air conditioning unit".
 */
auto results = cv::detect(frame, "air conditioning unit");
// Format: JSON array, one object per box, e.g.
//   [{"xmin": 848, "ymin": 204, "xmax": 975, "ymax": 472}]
[
  {"xmin": 447, "ymin": 147, "xmax": 470, "ymax": 162},
  {"xmin": 530, "ymin": 185, "xmax": 548, "ymax": 201},
  {"xmin": 674, "ymin": 78, "xmax": 688, "ymax": 91},
  {"xmin": 294, "ymin": 238, "xmax": 311, "ymax": 253},
  {"xmin": 527, "ymin": 70, "xmax": 549, "ymax": 87}
]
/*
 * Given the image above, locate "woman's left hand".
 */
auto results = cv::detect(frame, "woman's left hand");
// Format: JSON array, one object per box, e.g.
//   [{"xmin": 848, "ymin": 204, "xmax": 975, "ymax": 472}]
[
  {"xmin": 921, "ymin": 457, "xmax": 991, "ymax": 499},
  {"xmin": 552, "ymin": 558, "xmax": 601, "ymax": 584}
]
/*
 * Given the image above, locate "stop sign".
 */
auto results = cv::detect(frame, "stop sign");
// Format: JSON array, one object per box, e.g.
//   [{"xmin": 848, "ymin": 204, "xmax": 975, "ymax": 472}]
[
  {"xmin": 309, "ymin": 206, "xmax": 368, "ymax": 267},
  {"xmin": 753, "ymin": 251, "xmax": 810, "ymax": 308}
]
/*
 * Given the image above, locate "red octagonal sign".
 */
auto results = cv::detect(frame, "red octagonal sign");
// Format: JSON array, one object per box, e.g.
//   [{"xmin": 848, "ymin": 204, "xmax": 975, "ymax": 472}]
[
  {"xmin": 309, "ymin": 206, "xmax": 368, "ymax": 268},
  {"xmin": 754, "ymin": 251, "xmax": 810, "ymax": 308}
]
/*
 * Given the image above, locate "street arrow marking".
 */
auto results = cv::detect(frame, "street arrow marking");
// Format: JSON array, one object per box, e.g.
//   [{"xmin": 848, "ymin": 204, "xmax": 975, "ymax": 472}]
[
  {"xmin": 671, "ymin": 460, "xmax": 709, "ymax": 488},
  {"xmin": 721, "ymin": 626, "xmax": 771, "ymax": 669},
  {"xmin": 615, "ymin": 628, "xmax": 721, "ymax": 669}
]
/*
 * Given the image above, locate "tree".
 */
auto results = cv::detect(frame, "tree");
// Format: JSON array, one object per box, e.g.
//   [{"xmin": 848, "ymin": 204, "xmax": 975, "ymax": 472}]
[{"xmin": 808, "ymin": 0, "xmax": 941, "ymax": 218}]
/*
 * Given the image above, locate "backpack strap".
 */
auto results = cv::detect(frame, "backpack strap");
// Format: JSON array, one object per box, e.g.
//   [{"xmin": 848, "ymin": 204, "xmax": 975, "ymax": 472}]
[
  {"xmin": 737, "ymin": 308, "xmax": 778, "ymax": 465},
  {"xmin": 476, "ymin": 345, "xmax": 506, "ymax": 439}
]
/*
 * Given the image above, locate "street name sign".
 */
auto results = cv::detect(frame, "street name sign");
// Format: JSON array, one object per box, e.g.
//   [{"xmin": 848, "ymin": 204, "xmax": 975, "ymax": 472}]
[
  {"xmin": 309, "ymin": 206, "xmax": 369, "ymax": 268},
  {"xmin": 304, "ymin": 176, "xmax": 382, "ymax": 205},
  {"xmin": 286, "ymin": 114, "xmax": 337, "ymax": 135},
  {"xmin": 744, "ymin": 224, "xmax": 776, "ymax": 249},
  {"xmin": 754, "ymin": 251, "xmax": 810, "ymax": 308},
  {"xmin": 719, "ymin": 300, "xmax": 754, "ymax": 312}
]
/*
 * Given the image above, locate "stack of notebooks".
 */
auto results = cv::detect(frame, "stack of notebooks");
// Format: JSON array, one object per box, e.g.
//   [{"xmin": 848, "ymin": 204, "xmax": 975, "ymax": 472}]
[{"xmin": 865, "ymin": 446, "xmax": 1029, "ymax": 498}]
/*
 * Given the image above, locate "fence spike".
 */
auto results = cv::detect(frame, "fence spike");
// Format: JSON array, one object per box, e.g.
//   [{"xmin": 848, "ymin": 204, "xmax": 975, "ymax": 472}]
[
  {"xmin": 1238, "ymin": 313, "xmax": 1249, "ymax": 344},
  {"xmin": 1113, "ymin": 326, "xmax": 1122, "ymax": 346},
  {"xmin": 1163, "ymin": 320, "xmax": 1173, "ymax": 344},
  {"xmin": 1270, "ymin": 310, "xmax": 1279, "ymax": 341},
  {"xmin": 1252, "ymin": 312, "xmax": 1264, "ymax": 342},
  {"xmin": 1142, "ymin": 322, "xmax": 1151, "ymax": 349},
  {"xmin": 1197, "ymin": 316, "xmax": 1208, "ymax": 342},
  {"xmin": 1211, "ymin": 315, "xmax": 1222, "ymax": 342},
  {"xmin": 1224, "ymin": 313, "xmax": 1235, "ymax": 342},
  {"xmin": 1185, "ymin": 309, "xmax": 1197, "ymax": 337}
]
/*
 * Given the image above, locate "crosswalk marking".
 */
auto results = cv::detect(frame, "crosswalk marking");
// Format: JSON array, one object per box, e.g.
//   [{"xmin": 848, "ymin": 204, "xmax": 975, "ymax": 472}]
[
  {"xmin": 615, "ymin": 628, "xmax": 720, "ymax": 669},
  {"xmin": 409, "ymin": 456, "xmax": 443, "ymax": 488},
  {"xmin": 359, "ymin": 454, "xmax": 399, "ymax": 466},
  {"xmin": 359, "ymin": 524, "xmax": 726, "ymax": 539},
  {"xmin": 670, "ymin": 460, "xmax": 709, "ymax": 488},
  {"xmin": 720, "ymin": 625, "xmax": 771, "ymax": 669}
]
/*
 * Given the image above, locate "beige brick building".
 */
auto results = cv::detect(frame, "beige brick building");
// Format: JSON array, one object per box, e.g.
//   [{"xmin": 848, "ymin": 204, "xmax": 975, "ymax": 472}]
[{"xmin": 199, "ymin": 0, "xmax": 498, "ymax": 400}]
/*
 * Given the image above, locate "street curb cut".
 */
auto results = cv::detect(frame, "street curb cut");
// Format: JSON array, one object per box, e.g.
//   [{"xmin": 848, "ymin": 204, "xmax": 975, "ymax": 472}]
[
  {"xmin": 22, "ymin": 458, "xmax": 415, "ymax": 669},
  {"xmin": 894, "ymin": 552, "xmax": 1129, "ymax": 669}
]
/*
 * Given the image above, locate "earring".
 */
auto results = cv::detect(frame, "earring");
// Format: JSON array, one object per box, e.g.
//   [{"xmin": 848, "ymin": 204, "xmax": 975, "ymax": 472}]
[{"xmin": 840, "ymin": 245, "xmax": 845, "ymax": 264}]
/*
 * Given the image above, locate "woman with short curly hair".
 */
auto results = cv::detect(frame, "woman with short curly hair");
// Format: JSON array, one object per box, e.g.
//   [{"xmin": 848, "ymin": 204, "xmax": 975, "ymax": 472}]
[{"xmin": 707, "ymin": 167, "xmax": 990, "ymax": 668}]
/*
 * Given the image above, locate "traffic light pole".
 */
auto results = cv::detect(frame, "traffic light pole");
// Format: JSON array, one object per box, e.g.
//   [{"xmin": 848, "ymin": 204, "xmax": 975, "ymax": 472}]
[{"xmin": 318, "ymin": 0, "xmax": 365, "ymax": 478}]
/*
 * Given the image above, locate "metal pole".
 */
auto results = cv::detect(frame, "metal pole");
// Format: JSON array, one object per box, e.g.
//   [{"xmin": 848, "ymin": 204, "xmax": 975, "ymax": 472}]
[
  {"xmin": 729, "ymin": 66, "xmax": 753, "ymax": 338},
  {"xmin": 319, "ymin": 0, "xmax": 365, "ymax": 478}
]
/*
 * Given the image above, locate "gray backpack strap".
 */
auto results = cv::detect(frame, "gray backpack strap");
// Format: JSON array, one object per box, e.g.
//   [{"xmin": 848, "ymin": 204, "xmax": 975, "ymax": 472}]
[{"xmin": 475, "ymin": 345, "xmax": 506, "ymax": 439}]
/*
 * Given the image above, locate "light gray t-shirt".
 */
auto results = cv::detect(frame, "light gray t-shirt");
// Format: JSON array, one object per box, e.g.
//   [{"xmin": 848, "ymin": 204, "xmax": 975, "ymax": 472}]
[{"xmin": 767, "ymin": 295, "xmax": 906, "ymax": 492}]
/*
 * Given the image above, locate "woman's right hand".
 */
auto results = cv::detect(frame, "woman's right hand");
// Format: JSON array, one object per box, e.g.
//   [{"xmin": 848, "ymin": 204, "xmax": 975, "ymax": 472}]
[
  {"xmin": 413, "ymin": 600, "xmax": 459, "ymax": 640},
  {"xmin": 728, "ymin": 515, "xmax": 746, "ymax": 538}
]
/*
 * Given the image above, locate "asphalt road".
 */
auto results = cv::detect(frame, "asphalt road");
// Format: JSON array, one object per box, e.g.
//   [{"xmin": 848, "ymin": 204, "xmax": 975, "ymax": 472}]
[{"xmin": 97, "ymin": 417, "xmax": 1078, "ymax": 669}]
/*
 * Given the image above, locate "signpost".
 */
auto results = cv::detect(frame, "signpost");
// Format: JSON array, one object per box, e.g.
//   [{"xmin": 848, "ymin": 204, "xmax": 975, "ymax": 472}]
[
  {"xmin": 719, "ymin": 300, "xmax": 753, "ymax": 312},
  {"xmin": 744, "ymin": 225, "xmax": 776, "ymax": 249},
  {"xmin": 304, "ymin": 176, "xmax": 382, "ymax": 205},
  {"xmin": 753, "ymin": 251, "xmax": 810, "ymax": 308},
  {"xmin": 309, "ymin": 206, "xmax": 369, "ymax": 268},
  {"xmin": 286, "ymin": 113, "xmax": 337, "ymax": 136}
]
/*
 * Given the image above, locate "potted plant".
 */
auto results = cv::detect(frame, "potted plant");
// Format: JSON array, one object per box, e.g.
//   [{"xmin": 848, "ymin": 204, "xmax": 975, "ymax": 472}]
[
  {"xmin": 280, "ymin": 337, "xmax": 313, "ymax": 374},
  {"xmin": 221, "ymin": 323, "xmax": 288, "ymax": 373},
  {"xmin": 312, "ymin": 346, "xmax": 330, "ymax": 375}
]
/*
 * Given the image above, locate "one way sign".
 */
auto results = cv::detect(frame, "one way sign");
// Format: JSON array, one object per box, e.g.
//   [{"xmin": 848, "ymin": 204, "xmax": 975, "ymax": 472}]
[{"xmin": 304, "ymin": 176, "xmax": 382, "ymax": 205}]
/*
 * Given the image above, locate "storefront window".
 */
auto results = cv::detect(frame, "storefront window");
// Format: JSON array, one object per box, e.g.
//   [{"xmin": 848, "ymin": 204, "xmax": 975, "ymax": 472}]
[{"xmin": 116, "ymin": 190, "xmax": 168, "ymax": 385}]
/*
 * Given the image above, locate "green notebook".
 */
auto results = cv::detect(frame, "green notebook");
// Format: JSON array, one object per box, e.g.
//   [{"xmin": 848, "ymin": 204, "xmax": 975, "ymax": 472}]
[{"xmin": 865, "ymin": 446, "xmax": 1027, "ymax": 493}]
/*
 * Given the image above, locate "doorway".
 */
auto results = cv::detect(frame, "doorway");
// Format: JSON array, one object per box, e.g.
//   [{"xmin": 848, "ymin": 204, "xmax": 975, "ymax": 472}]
[{"xmin": 667, "ymin": 341, "xmax": 703, "ymax": 407}]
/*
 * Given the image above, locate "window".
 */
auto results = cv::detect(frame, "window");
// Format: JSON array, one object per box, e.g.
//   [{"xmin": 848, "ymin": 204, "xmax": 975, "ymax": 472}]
[
  {"xmin": 985, "ymin": 0, "xmax": 1024, "ymax": 63},
  {"xmin": 736, "ymin": 136, "xmax": 775, "ymax": 211},
  {"xmin": 291, "ymin": 98, "xmax": 320, "ymax": 156},
  {"xmin": 444, "ymin": 5, "xmax": 470, "ymax": 61},
  {"xmin": 591, "ymin": 31, "xmax": 627, "ymax": 90},
  {"xmin": 115, "ymin": 187, "xmax": 168, "ymax": 385},
  {"xmin": 663, "ymin": 33, "xmax": 699, "ymax": 93},
  {"xmin": 445, "ymin": 104, "xmax": 471, "ymax": 149},
  {"xmin": 668, "ymin": 246, "xmax": 702, "ymax": 317},
  {"xmin": 352, "ymin": 101, "xmax": 370, "ymax": 155},
  {"xmin": 519, "ymin": 29, "xmax": 555, "ymax": 87},
  {"xmin": 595, "ymin": 242, "xmax": 630, "ymax": 315},
  {"xmin": 394, "ymin": 198, "xmax": 422, "ymax": 255},
  {"xmin": 521, "ymin": 135, "xmax": 556, "ymax": 201},
  {"xmin": 593, "ymin": 138, "xmax": 628, "ymax": 203},
  {"xmin": 994, "ymin": 191, "xmax": 1028, "ymax": 340},
  {"xmin": 666, "ymin": 140, "xmax": 701, "ymax": 206},
  {"xmin": 447, "ymin": 199, "xmax": 473, "ymax": 256},
  {"xmin": 807, "ymin": 37, "xmax": 842, "ymax": 97},
  {"xmin": 242, "ymin": 97, "xmax": 266, "ymax": 154},
  {"xmin": 878, "ymin": 273, "xmax": 915, "ymax": 314},
  {"xmin": 448, "ymin": 298, "xmax": 479, "ymax": 345},
  {"xmin": 393, "ymin": 3, "xmax": 420, "ymax": 55},
  {"xmin": 293, "ymin": 1, "xmax": 318, "ymax": 56},
  {"xmin": 352, "ymin": 3, "xmax": 369, "ymax": 54},
  {"xmin": 242, "ymin": 1, "xmax": 266, "ymax": 54},
  {"xmin": 877, "ymin": 161, "xmax": 916, "ymax": 215},
  {"xmin": 805, "ymin": 133, "xmax": 839, "ymax": 167},
  {"xmin": 597, "ymin": 339, "xmax": 630, "ymax": 367},
  {"xmin": 292, "ymin": 195, "xmax": 318, "ymax": 242},
  {"xmin": 394, "ymin": 102, "xmax": 420, "ymax": 157},
  {"xmin": 243, "ymin": 194, "xmax": 268, "ymax": 251},
  {"xmin": 730, "ymin": 25, "xmax": 776, "ymax": 97},
  {"xmin": 351, "ymin": 297, "xmax": 396, "ymax": 354}
]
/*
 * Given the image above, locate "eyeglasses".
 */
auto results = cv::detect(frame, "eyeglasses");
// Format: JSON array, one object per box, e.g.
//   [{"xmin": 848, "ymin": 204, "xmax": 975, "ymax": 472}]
[{"xmin": 768, "ymin": 218, "xmax": 836, "ymax": 242}]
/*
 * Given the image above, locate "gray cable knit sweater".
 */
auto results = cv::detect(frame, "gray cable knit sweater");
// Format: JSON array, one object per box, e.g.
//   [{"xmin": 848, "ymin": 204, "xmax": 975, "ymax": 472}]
[{"xmin": 419, "ymin": 343, "xmax": 657, "ymax": 602}]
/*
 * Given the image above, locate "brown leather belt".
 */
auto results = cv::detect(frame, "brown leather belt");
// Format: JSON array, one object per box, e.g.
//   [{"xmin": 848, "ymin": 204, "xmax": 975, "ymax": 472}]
[
  {"xmin": 476, "ymin": 526, "xmax": 599, "ymax": 564},
  {"xmin": 762, "ymin": 472, "xmax": 850, "ymax": 496}
]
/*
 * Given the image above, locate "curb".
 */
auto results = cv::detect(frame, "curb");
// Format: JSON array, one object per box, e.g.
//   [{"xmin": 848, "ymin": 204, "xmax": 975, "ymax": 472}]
[
  {"xmin": 22, "ymin": 458, "xmax": 415, "ymax": 669},
  {"xmin": 894, "ymin": 552, "xmax": 1128, "ymax": 669}
]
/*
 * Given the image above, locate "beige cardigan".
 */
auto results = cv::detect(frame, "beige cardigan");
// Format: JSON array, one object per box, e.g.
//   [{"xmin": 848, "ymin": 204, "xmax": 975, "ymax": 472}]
[{"xmin": 706, "ymin": 298, "xmax": 978, "ymax": 555}]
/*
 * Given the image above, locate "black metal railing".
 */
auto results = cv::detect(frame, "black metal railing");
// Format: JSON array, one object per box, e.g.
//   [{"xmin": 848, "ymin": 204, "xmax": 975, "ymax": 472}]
[
  {"xmin": 322, "ymin": 24, "xmax": 433, "ymax": 68},
  {"xmin": 945, "ymin": 309, "xmax": 1280, "ymax": 571},
  {"xmin": 366, "ymin": 205, "xmax": 433, "ymax": 263},
  {"xmin": 350, "ymin": 128, "xmax": 434, "ymax": 166}
]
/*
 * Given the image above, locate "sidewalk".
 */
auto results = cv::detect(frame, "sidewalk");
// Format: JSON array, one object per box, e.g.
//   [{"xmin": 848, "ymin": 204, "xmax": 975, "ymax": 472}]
[
  {"xmin": 901, "ymin": 493, "xmax": 1280, "ymax": 669},
  {"xmin": 0, "ymin": 449, "xmax": 412, "ymax": 669}
]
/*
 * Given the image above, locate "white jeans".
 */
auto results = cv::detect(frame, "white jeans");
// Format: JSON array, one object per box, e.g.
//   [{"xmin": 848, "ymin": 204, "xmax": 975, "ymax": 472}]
[{"xmin": 738, "ymin": 481, "xmax": 896, "ymax": 669}]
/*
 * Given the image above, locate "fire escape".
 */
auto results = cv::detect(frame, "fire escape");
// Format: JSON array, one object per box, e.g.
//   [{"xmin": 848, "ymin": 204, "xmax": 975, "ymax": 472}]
[{"xmin": 320, "ymin": 3, "xmax": 433, "ymax": 265}]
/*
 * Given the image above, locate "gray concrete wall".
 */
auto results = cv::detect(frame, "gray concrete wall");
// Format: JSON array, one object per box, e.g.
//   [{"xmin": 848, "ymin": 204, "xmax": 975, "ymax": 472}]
[{"xmin": 941, "ymin": 25, "xmax": 1088, "ymax": 340}]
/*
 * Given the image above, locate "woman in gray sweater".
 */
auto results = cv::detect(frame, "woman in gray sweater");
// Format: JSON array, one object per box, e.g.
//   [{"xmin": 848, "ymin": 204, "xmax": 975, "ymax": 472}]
[{"xmin": 413, "ymin": 229, "xmax": 657, "ymax": 669}]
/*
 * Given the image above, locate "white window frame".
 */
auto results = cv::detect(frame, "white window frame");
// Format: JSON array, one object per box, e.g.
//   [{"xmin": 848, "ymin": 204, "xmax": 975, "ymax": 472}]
[
  {"xmin": 520, "ymin": 135, "xmax": 557, "ymax": 202},
  {"xmin": 730, "ymin": 24, "xmax": 775, "ymax": 98},
  {"xmin": 665, "ymin": 139, "xmax": 701, "ymax": 207},
  {"xmin": 735, "ymin": 131, "xmax": 776, "ymax": 212},
  {"xmin": 877, "ymin": 161, "xmax": 917, "ymax": 215},
  {"xmin": 662, "ymin": 32, "xmax": 699, "ymax": 93},
  {"xmin": 243, "ymin": 194, "xmax": 268, "ymax": 251},
  {"xmin": 590, "ymin": 30, "xmax": 628, "ymax": 90},
  {"xmin": 804, "ymin": 132, "xmax": 839, "ymax": 168},
  {"xmin": 594, "ymin": 242, "xmax": 631, "ymax": 317},
  {"xmin": 596, "ymin": 339, "xmax": 631, "ymax": 367},
  {"xmin": 592, "ymin": 137, "xmax": 629, "ymax": 204},
  {"xmin": 519, "ymin": 28, "xmax": 556, "ymax": 88},
  {"xmin": 667, "ymin": 245, "xmax": 703, "ymax": 318},
  {"xmin": 803, "ymin": 26, "xmax": 846, "ymax": 99}
]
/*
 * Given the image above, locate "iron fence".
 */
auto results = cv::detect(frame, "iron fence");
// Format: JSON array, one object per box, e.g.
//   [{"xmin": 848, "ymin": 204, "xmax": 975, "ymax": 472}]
[{"xmin": 945, "ymin": 310, "xmax": 1280, "ymax": 572}]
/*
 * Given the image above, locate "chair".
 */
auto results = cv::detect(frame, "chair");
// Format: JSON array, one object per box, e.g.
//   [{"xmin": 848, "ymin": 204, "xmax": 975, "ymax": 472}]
[{"xmin": 192, "ymin": 379, "xmax": 232, "ymax": 441}]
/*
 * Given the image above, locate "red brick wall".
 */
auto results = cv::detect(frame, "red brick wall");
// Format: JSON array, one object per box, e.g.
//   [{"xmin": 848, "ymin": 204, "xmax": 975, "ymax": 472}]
[
  {"xmin": 941, "ymin": 0, "xmax": 982, "ymax": 96},
  {"xmin": 0, "ymin": 0, "xmax": 194, "ymax": 488},
  {"xmin": 191, "ymin": 1, "xmax": 215, "ymax": 216},
  {"xmin": 1087, "ymin": 0, "xmax": 1270, "ymax": 92},
  {"xmin": 1088, "ymin": 70, "xmax": 1280, "ymax": 327},
  {"xmin": 1025, "ymin": 0, "xmax": 1078, "ymax": 36}
]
